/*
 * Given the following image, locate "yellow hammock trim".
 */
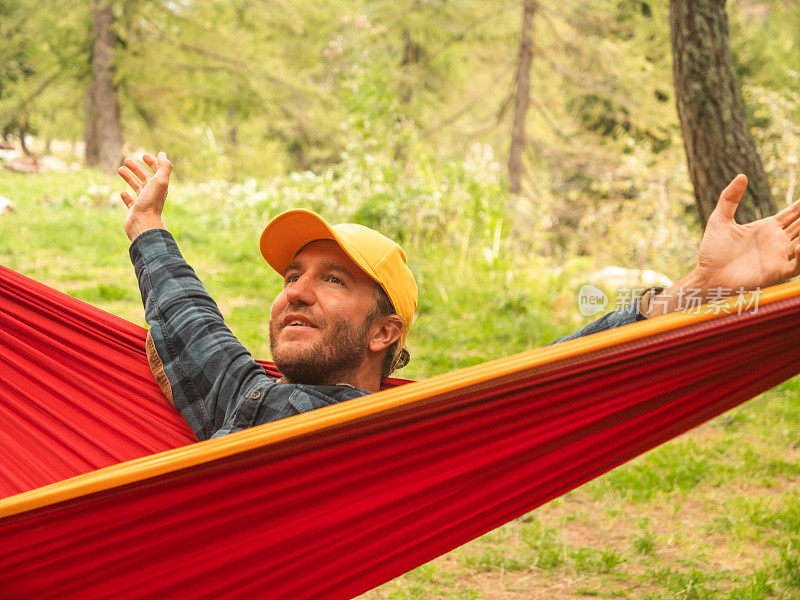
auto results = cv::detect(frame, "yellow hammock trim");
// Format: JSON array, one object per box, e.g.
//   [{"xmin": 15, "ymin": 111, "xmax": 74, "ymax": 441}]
[{"xmin": 1, "ymin": 280, "xmax": 798, "ymax": 520}]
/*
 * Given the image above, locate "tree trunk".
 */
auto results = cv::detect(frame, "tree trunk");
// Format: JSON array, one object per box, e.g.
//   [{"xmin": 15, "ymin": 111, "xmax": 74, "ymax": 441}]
[
  {"xmin": 227, "ymin": 104, "xmax": 238, "ymax": 148},
  {"xmin": 508, "ymin": 0, "xmax": 536, "ymax": 196},
  {"xmin": 669, "ymin": 0, "xmax": 775, "ymax": 226},
  {"xmin": 19, "ymin": 119, "xmax": 30, "ymax": 157},
  {"xmin": 84, "ymin": 0, "xmax": 123, "ymax": 174},
  {"xmin": 227, "ymin": 104, "xmax": 238, "ymax": 181},
  {"xmin": 399, "ymin": 29, "xmax": 421, "ymax": 104}
]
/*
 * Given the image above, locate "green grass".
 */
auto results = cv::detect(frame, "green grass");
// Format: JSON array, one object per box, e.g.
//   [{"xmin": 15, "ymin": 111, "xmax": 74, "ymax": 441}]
[
  {"xmin": 632, "ymin": 522, "xmax": 657, "ymax": 557},
  {"xmin": 0, "ymin": 166, "xmax": 585, "ymax": 370},
  {"xmin": 3, "ymin": 169, "xmax": 800, "ymax": 599}
]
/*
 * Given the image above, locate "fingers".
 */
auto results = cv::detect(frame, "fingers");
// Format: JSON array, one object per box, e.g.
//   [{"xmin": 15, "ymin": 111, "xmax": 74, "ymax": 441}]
[
  {"xmin": 120, "ymin": 191, "xmax": 135, "ymax": 208},
  {"xmin": 777, "ymin": 196, "xmax": 800, "ymax": 228},
  {"xmin": 118, "ymin": 155, "xmax": 152, "ymax": 194},
  {"xmin": 142, "ymin": 153, "xmax": 158, "ymax": 172},
  {"xmin": 787, "ymin": 218, "xmax": 800, "ymax": 241},
  {"xmin": 117, "ymin": 165, "xmax": 143, "ymax": 193},
  {"xmin": 156, "ymin": 151, "xmax": 173, "ymax": 178},
  {"xmin": 124, "ymin": 157, "xmax": 152, "ymax": 183},
  {"xmin": 710, "ymin": 174, "xmax": 749, "ymax": 222},
  {"xmin": 117, "ymin": 151, "xmax": 171, "ymax": 194},
  {"xmin": 786, "ymin": 243, "xmax": 800, "ymax": 279}
]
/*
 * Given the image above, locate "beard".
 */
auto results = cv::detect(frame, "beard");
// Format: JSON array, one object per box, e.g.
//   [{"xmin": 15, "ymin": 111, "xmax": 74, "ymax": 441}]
[{"xmin": 269, "ymin": 312, "xmax": 373, "ymax": 386}]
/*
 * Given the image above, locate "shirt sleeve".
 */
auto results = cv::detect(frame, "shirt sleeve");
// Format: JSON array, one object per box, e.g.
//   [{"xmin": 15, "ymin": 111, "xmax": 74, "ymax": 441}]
[
  {"xmin": 129, "ymin": 228, "xmax": 271, "ymax": 440},
  {"xmin": 550, "ymin": 297, "xmax": 648, "ymax": 345}
]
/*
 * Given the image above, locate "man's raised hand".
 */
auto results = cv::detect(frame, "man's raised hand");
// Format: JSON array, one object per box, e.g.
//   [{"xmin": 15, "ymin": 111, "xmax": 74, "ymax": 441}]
[
  {"xmin": 645, "ymin": 174, "xmax": 800, "ymax": 317},
  {"xmin": 695, "ymin": 174, "xmax": 800, "ymax": 291},
  {"xmin": 118, "ymin": 152, "xmax": 173, "ymax": 241}
]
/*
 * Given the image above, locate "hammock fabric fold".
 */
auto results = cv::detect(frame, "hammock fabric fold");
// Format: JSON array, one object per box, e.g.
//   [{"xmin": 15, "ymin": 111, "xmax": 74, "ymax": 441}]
[
  {"xmin": 1, "ymin": 263, "xmax": 800, "ymax": 600},
  {"xmin": 0, "ymin": 265, "xmax": 406, "ymax": 497}
]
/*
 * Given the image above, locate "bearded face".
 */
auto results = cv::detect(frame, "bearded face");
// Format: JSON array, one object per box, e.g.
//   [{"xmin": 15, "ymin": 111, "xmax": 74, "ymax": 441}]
[
  {"xmin": 269, "ymin": 307, "xmax": 374, "ymax": 385},
  {"xmin": 268, "ymin": 240, "xmax": 384, "ymax": 387}
]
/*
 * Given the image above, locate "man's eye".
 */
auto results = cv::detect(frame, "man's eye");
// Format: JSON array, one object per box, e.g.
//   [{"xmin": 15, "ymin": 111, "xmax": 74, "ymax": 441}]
[
  {"xmin": 326, "ymin": 275, "xmax": 343, "ymax": 285},
  {"xmin": 285, "ymin": 274, "xmax": 300, "ymax": 284}
]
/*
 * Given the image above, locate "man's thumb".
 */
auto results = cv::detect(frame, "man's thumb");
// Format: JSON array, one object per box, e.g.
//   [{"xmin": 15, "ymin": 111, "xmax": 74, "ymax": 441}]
[
  {"xmin": 712, "ymin": 174, "xmax": 748, "ymax": 221},
  {"xmin": 157, "ymin": 151, "xmax": 173, "ymax": 174}
]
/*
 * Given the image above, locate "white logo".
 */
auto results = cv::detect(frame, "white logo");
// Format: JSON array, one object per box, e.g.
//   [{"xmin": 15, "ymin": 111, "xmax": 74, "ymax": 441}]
[{"xmin": 578, "ymin": 284, "xmax": 608, "ymax": 316}]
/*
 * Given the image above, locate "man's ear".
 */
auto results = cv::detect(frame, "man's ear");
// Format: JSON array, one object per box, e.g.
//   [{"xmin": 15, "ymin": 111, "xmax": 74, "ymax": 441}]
[{"xmin": 368, "ymin": 314, "xmax": 404, "ymax": 353}]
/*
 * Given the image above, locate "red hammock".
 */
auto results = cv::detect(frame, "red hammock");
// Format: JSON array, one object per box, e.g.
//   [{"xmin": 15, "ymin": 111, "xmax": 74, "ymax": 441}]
[
  {"xmin": 0, "ymin": 264, "xmax": 405, "ymax": 497},
  {"xmin": 1, "ymin": 264, "xmax": 799, "ymax": 599}
]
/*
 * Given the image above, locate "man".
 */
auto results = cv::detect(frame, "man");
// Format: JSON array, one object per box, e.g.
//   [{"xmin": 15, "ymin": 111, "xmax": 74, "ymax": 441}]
[{"xmin": 119, "ymin": 152, "xmax": 800, "ymax": 441}]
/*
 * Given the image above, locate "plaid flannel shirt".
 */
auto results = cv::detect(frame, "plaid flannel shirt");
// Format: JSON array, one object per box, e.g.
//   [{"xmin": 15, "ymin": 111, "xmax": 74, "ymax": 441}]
[
  {"xmin": 130, "ymin": 229, "xmax": 370, "ymax": 441},
  {"xmin": 130, "ymin": 229, "xmax": 644, "ymax": 441},
  {"xmin": 551, "ymin": 302, "xmax": 645, "ymax": 344}
]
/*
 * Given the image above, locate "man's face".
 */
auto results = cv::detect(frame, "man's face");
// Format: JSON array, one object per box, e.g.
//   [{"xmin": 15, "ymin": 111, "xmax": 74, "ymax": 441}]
[{"xmin": 269, "ymin": 240, "xmax": 379, "ymax": 385}]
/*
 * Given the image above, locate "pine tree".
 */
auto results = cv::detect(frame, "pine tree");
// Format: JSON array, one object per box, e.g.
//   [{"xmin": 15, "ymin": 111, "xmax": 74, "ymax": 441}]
[
  {"xmin": 508, "ymin": 0, "xmax": 536, "ymax": 195},
  {"xmin": 84, "ymin": 0, "xmax": 124, "ymax": 174},
  {"xmin": 670, "ymin": 0, "xmax": 776, "ymax": 225}
]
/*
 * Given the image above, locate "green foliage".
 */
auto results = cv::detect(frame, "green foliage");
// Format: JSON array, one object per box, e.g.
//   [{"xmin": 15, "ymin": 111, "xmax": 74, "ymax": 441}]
[
  {"xmin": 726, "ymin": 572, "xmax": 774, "ymax": 600},
  {"xmin": 0, "ymin": 0, "xmax": 87, "ymax": 139},
  {"xmin": 587, "ymin": 438, "xmax": 729, "ymax": 502},
  {"xmin": 521, "ymin": 518, "xmax": 567, "ymax": 570},
  {"xmin": 744, "ymin": 85, "xmax": 800, "ymax": 203},
  {"xmin": 462, "ymin": 547, "xmax": 532, "ymax": 573},
  {"xmin": 778, "ymin": 542, "xmax": 800, "ymax": 589},
  {"xmin": 3, "ymin": 3, "xmax": 800, "ymax": 599},
  {"xmin": 1, "ymin": 0, "xmax": 797, "ymax": 255},
  {"xmin": 726, "ymin": 571, "xmax": 775, "ymax": 600},
  {"xmin": 651, "ymin": 568, "xmax": 716, "ymax": 600},
  {"xmin": 632, "ymin": 520, "xmax": 657, "ymax": 556},
  {"xmin": 570, "ymin": 546, "xmax": 626, "ymax": 574}
]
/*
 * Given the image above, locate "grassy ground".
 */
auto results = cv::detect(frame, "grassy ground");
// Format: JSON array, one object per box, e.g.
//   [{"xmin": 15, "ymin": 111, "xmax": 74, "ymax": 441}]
[{"xmin": 1, "ymin": 169, "xmax": 798, "ymax": 598}]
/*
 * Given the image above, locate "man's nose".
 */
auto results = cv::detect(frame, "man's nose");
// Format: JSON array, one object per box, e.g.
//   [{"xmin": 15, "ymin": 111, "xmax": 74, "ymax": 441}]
[{"xmin": 285, "ymin": 274, "xmax": 316, "ymax": 306}]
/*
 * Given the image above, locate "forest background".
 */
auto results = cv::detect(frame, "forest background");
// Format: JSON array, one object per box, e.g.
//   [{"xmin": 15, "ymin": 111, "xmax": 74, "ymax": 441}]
[{"xmin": 1, "ymin": 0, "xmax": 800, "ymax": 598}]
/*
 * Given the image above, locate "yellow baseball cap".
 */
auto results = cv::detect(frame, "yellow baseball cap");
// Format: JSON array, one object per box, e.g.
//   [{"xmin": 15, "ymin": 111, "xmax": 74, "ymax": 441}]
[{"xmin": 259, "ymin": 209, "xmax": 418, "ymax": 350}]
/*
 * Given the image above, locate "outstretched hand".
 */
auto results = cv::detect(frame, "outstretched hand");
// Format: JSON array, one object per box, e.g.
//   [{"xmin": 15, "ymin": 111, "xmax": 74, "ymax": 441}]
[
  {"xmin": 646, "ymin": 175, "xmax": 800, "ymax": 317},
  {"xmin": 696, "ymin": 174, "xmax": 800, "ymax": 291},
  {"xmin": 118, "ymin": 152, "xmax": 173, "ymax": 241}
]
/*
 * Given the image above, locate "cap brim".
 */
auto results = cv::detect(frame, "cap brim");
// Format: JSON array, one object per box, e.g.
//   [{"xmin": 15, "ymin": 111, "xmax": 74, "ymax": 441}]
[{"xmin": 260, "ymin": 209, "xmax": 339, "ymax": 275}]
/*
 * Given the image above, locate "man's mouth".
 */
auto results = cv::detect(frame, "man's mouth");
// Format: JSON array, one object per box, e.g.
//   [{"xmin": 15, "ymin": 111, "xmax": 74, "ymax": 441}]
[{"xmin": 282, "ymin": 314, "xmax": 318, "ymax": 329}]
